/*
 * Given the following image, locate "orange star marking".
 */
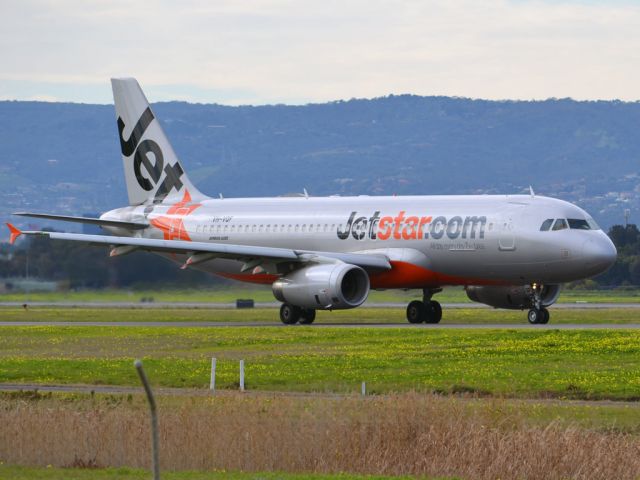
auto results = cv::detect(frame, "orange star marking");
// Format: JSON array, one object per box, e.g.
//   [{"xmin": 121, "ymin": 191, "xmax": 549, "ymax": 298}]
[{"xmin": 149, "ymin": 190, "xmax": 201, "ymax": 241}]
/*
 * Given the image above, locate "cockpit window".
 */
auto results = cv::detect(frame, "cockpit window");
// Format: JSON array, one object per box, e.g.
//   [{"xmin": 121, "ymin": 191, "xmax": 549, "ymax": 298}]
[
  {"xmin": 552, "ymin": 219, "xmax": 568, "ymax": 231},
  {"xmin": 540, "ymin": 219, "xmax": 554, "ymax": 231},
  {"xmin": 587, "ymin": 217, "xmax": 600, "ymax": 230},
  {"xmin": 568, "ymin": 218, "xmax": 591, "ymax": 230}
]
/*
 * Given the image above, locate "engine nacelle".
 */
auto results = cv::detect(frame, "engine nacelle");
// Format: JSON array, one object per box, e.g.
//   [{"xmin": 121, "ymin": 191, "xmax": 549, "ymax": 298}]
[
  {"xmin": 272, "ymin": 263, "xmax": 370, "ymax": 310},
  {"xmin": 466, "ymin": 284, "xmax": 561, "ymax": 310}
]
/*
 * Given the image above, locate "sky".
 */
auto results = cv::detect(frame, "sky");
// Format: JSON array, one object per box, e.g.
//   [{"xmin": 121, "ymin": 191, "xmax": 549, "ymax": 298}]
[{"xmin": 1, "ymin": 0, "xmax": 639, "ymax": 105}]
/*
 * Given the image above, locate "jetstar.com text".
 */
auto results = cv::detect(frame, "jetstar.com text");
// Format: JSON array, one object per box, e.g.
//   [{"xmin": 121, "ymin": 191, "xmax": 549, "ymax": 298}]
[{"xmin": 337, "ymin": 211, "xmax": 487, "ymax": 241}]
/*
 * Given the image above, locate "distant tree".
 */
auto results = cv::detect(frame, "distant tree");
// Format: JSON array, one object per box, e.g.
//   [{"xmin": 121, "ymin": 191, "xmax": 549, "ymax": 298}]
[
  {"xmin": 608, "ymin": 224, "xmax": 639, "ymax": 250},
  {"xmin": 1, "ymin": 232, "xmax": 220, "ymax": 289},
  {"xmin": 595, "ymin": 224, "xmax": 640, "ymax": 286}
]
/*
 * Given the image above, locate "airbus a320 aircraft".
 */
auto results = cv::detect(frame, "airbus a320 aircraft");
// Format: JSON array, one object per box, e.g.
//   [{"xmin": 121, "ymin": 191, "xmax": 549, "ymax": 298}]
[{"xmin": 6, "ymin": 78, "xmax": 617, "ymax": 325}]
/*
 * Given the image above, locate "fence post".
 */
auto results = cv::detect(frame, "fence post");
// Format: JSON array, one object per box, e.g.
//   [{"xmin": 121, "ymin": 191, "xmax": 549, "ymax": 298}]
[
  {"xmin": 134, "ymin": 359, "xmax": 160, "ymax": 480},
  {"xmin": 361, "ymin": 381, "xmax": 366, "ymax": 396},
  {"xmin": 210, "ymin": 358, "xmax": 216, "ymax": 393},
  {"xmin": 240, "ymin": 360, "xmax": 245, "ymax": 391}
]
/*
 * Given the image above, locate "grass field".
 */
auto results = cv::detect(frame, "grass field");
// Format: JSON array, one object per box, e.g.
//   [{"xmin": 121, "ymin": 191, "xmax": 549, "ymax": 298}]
[
  {"xmin": 1, "ymin": 306, "xmax": 639, "ymax": 324},
  {"xmin": 2, "ymin": 392, "xmax": 640, "ymax": 479},
  {"xmin": 1, "ymin": 286, "xmax": 638, "ymax": 304},
  {"xmin": 0, "ymin": 465, "xmax": 430, "ymax": 480},
  {"xmin": 2, "ymin": 323, "xmax": 640, "ymax": 399}
]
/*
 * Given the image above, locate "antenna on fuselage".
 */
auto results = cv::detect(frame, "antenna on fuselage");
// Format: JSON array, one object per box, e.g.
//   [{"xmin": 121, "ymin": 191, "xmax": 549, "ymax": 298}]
[
  {"xmin": 219, "ymin": 193, "xmax": 224, "ymax": 199},
  {"xmin": 529, "ymin": 185, "xmax": 535, "ymax": 198},
  {"xmin": 303, "ymin": 188, "xmax": 309, "ymax": 199}
]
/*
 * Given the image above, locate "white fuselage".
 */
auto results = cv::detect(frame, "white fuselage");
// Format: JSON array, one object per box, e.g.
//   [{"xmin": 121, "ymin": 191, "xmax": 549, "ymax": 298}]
[{"xmin": 102, "ymin": 193, "xmax": 616, "ymax": 289}]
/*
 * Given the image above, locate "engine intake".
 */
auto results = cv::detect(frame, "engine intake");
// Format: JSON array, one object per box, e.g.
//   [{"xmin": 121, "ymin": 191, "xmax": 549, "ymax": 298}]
[
  {"xmin": 466, "ymin": 284, "xmax": 561, "ymax": 310},
  {"xmin": 272, "ymin": 263, "xmax": 370, "ymax": 310}
]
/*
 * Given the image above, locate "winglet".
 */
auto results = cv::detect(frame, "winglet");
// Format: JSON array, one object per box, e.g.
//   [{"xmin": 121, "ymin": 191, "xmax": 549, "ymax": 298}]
[{"xmin": 6, "ymin": 223, "xmax": 22, "ymax": 245}]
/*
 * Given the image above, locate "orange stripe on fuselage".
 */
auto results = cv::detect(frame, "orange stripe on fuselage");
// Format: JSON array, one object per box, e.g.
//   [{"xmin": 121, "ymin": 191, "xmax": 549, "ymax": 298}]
[
  {"xmin": 217, "ymin": 272, "xmax": 279, "ymax": 285},
  {"xmin": 369, "ymin": 261, "xmax": 507, "ymax": 289}
]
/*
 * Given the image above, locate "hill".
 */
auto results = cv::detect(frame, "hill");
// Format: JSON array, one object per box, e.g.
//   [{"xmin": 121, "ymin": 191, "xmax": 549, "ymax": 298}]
[{"xmin": 1, "ymin": 96, "xmax": 639, "ymax": 235}]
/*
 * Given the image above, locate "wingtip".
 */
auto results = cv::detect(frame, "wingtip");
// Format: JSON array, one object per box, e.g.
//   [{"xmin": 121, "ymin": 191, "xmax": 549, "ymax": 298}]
[{"xmin": 6, "ymin": 223, "xmax": 22, "ymax": 245}]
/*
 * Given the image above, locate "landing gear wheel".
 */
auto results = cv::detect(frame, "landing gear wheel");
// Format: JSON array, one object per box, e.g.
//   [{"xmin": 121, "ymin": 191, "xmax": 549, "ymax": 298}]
[
  {"xmin": 280, "ymin": 303, "xmax": 301, "ymax": 325},
  {"xmin": 299, "ymin": 309, "xmax": 316, "ymax": 324},
  {"xmin": 407, "ymin": 300, "xmax": 426, "ymax": 324},
  {"xmin": 527, "ymin": 308, "xmax": 544, "ymax": 325},
  {"xmin": 540, "ymin": 308, "xmax": 550, "ymax": 324},
  {"xmin": 429, "ymin": 301, "xmax": 442, "ymax": 324}
]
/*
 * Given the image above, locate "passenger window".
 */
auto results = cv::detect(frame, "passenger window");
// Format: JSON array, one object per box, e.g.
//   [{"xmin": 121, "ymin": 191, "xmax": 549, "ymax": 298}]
[
  {"xmin": 540, "ymin": 219, "xmax": 553, "ymax": 231},
  {"xmin": 552, "ymin": 219, "xmax": 568, "ymax": 231},
  {"xmin": 568, "ymin": 218, "xmax": 590, "ymax": 230}
]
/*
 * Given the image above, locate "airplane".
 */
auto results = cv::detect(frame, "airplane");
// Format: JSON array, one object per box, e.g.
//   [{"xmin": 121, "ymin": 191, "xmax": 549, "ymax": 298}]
[{"xmin": 5, "ymin": 78, "xmax": 617, "ymax": 325}]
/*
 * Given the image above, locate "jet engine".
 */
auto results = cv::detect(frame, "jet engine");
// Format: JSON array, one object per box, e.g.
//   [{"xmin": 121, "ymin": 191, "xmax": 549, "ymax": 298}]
[
  {"xmin": 465, "ymin": 284, "xmax": 561, "ymax": 310},
  {"xmin": 272, "ymin": 263, "xmax": 370, "ymax": 310}
]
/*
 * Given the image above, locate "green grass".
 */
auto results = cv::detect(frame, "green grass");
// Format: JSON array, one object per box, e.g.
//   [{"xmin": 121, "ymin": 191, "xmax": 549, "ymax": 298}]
[
  {"xmin": 0, "ymin": 465, "xmax": 439, "ymax": 480},
  {"xmin": 2, "ymin": 325, "xmax": 640, "ymax": 400},
  {"xmin": 0, "ymin": 306, "xmax": 639, "ymax": 324},
  {"xmin": 1, "ymin": 286, "xmax": 638, "ymax": 304}
]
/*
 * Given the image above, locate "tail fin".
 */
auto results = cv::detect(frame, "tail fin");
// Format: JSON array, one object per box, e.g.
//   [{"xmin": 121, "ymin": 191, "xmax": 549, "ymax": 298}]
[{"xmin": 111, "ymin": 78, "xmax": 206, "ymax": 206}]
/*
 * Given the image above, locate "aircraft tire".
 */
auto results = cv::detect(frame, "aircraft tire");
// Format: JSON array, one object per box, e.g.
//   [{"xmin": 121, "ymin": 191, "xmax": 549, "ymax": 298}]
[
  {"xmin": 429, "ymin": 301, "xmax": 442, "ymax": 324},
  {"xmin": 299, "ymin": 309, "xmax": 316, "ymax": 324},
  {"xmin": 280, "ymin": 303, "xmax": 301, "ymax": 325},
  {"xmin": 527, "ymin": 308, "xmax": 543, "ymax": 324},
  {"xmin": 407, "ymin": 300, "xmax": 426, "ymax": 324},
  {"xmin": 540, "ymin": 308, "xmax": 550, "ymax": 324}
]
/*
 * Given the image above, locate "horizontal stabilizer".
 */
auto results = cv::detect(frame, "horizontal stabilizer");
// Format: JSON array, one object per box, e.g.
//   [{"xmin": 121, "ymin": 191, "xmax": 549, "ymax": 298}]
[
  {"xmin": 13, "ymin": 212, "xmax": 148, "ymax": 230},
  {"xmin": 6, "ymin": 223, "xmax": 22, "ymax": 245}
]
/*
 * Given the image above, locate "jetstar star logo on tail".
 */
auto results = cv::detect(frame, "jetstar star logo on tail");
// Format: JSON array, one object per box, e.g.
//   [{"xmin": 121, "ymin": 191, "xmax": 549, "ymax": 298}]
[{"xmin": 149, "ymin": 190, "xmax": 201, "ymax": 241}]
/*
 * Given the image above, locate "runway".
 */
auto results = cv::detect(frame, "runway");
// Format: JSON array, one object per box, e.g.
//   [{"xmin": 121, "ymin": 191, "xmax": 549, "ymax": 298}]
[
  {"xmin": 1, "ymin": 321, "xmax": 640, "ymax": 329},
  {"xmin": 1, "ymin": 301, "xmax": 639, "ymax": 309}
]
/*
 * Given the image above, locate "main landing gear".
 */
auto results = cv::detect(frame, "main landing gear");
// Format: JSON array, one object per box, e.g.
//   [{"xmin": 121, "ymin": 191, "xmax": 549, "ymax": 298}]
[
  {"xmin": 279, "ymin": 303, "xmax": 316, "ymax": 325},
  {"xmin": 406, "ymin": 289, "xmax": 442, "ymax": 324},
  {"xmin": 527, "ymin": 283, "xmax": 550, "ymax": 324}
]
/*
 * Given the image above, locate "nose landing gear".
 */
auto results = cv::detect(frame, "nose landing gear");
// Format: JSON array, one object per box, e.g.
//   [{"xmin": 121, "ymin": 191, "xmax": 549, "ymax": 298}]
[
  {"xmin": 406, "ymin": 288, "xmax": 442, "ymax": 324},
  {"xmin": 527, "ymin": 283, "xmax": 550, "ymax": 324},
  {"xmin": 527, "ymin": 307, "xmax": 550, "ymax": 324}
]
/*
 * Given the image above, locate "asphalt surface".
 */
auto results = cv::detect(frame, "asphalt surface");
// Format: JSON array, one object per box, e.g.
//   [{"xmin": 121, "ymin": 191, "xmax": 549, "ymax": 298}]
[
  {"xmin": 1, "ymin": 321, "xmax": 640, "ymax": 329},
  {"xmin": 1, "ymin": 301, "xmax": 639, "ymax": 309}
]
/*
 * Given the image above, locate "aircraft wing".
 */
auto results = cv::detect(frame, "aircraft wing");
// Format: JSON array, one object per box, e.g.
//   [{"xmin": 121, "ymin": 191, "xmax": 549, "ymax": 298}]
[
  {"xmin": 5, "ymin": 224, "xmax": 391, "ymax": 272},
  {"xmin": 13, "ymin": 212, "xmax": 148, "ymax": 230}
]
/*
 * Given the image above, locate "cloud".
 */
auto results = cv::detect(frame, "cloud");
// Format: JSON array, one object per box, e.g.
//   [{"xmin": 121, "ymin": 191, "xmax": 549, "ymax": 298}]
[{"xmin": 0, "ymin": 0, "xmax": 639, "ymax": 104}]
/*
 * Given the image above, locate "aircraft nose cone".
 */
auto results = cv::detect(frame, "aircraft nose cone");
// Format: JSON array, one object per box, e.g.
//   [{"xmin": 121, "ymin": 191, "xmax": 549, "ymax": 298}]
[{"xmin": 582, "ymin": 234, "xmax": 617, "ymax": 275}]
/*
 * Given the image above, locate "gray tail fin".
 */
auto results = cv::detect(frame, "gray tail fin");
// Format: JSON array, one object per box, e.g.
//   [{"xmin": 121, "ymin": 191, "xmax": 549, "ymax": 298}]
[{"xmin": 111, "ymin": 77, "xmax": 206, "ymax": 205}]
